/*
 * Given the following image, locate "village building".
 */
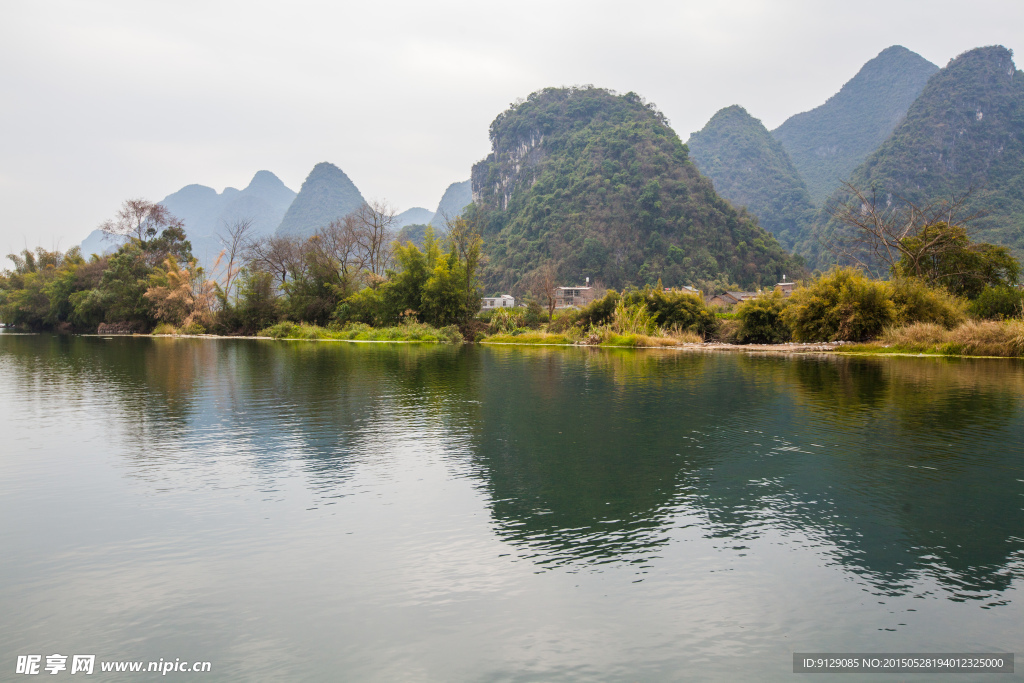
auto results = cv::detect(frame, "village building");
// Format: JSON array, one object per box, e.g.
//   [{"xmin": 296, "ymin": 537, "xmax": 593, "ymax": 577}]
[
  {"xmin": 705, "ymin": 291, "xmax": 759, "ymax": 307},
  {"xmin": 481, "ymin": 294, "xmax": 516, "ymax": 309},
  {"xmin": 554, "ymin": 286, "xmax": 597, "ymax": 308},
  {"xmin": 774, "ymin": 276, "xmax": 795, "ymax": 297}
]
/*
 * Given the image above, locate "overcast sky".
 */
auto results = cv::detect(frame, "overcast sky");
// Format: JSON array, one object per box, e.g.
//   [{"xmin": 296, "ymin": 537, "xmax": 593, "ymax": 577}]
[{"xmin": 1, "ymin": 0, "xmax": 1022, "ymax": 252}]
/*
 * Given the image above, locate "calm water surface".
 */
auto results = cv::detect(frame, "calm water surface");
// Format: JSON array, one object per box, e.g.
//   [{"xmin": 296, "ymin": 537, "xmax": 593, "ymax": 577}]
[{"xmin": 1, "ymin": 333, "xmax": 1022, "ymax": 681}]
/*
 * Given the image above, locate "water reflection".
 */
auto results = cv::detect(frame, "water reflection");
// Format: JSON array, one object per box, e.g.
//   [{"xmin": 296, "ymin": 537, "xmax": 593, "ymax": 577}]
[{"xmin": 1, "ymin": 336, "xmax": 1022, "ymax": 604}]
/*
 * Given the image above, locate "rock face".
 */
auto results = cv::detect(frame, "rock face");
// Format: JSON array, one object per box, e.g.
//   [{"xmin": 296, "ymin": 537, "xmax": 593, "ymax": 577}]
[
  {"xmin": 687, "ymin": 105, "xmax": 816, "ymax": 250},
  {"xmin": 81, "ymin": 170, "xmax": 296, "ymax": 266},
  {"xmin": 811, "ymin": 45, "xmax": 1024, "ymax": 267},
  {"xmin": 772, "ymin": 45, "xmax": 938, "ymax": 205},
  {"xmin": 429, "ymin": 180, "xmax": 472, "ymax": 228},
  {"xmin": 275, "ymin": 162, "xmax": 365, "ymax": 238},
  {"xmin": 471, "ymin": 86, "xmax": 804, "ymax": 292}
]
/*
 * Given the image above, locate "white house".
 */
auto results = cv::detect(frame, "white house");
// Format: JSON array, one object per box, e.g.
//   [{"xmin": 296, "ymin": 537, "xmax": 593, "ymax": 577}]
[{"xmin": 481, "ymin": 294, "xmax": 516, "ymax": 309}]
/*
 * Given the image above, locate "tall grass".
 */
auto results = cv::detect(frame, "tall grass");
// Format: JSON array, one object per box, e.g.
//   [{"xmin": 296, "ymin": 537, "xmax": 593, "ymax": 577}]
[{"xmin": 876, "ymin": 320, "xmax": 1024, "ymax": 356}]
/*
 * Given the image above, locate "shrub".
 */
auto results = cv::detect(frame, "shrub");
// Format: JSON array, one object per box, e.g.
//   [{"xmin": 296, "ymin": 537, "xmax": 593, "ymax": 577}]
[
  {"xmin": 888, "ymin": 276, "xmax": 966, "ymax": 328},
  {"xmin": 575, "ymin": 290, "xmax": 620, "ymax": 328},
  {"xmin": 489, "ymin": 307, "xmax": 526, "ymax": 334},
  {"xmin": 632, "ymin": 289, "xmax": 718, "ymax": 337},
  {"xmin": 783, "ymin": 267, "xmax": 894, "ymax": 341},
  {"xmin": 969, "ymin": 285, "xmax": 1024, "ymax": 320},
  {"xmin": 547, "ymin": 309, "xmax": 580, "ymax": 333},
  {"xmin": 611, "ymin": 300, "xmax": 657, "ymax": 335},
  {"xmin": 714, "ymin": 318, "xmax": 741, "ymax": 343},
  {"xmin": 152, "ymin": 322, "xmax": 178, "ymax": 335},
  {"xmin": 735, "ymin": 291, "xmax": 791, "ymax": 343},
  {"xmin": 180, "ymin": 321, "xmax": 206, "ymax": 335}
]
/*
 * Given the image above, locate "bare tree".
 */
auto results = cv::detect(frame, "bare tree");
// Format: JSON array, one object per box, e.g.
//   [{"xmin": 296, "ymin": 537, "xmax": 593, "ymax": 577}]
[
  {"xmin": 354, "ymin": 200, "xmax": 397, "ymax": 279},
  {"xmin": 245, "ymin": 235, "xmax": 303, "ymax": 289},
  {"xmin": 531, "ymin": 262, "xmax": 559, "ymax": 321},
  {"xmin": 216, "ymin": 217, "xmax": 255, "ymax": 304},
  {"xmin": 826, "ymin": 182, "xmax": 983, "ymax": 278},
  {"xmin": 100, "ymin": 199, "xmax": 183, "ymax": 245},
  {"xmin": 308, "ymin": 215, "xmax": 362, "ymax": 297}
]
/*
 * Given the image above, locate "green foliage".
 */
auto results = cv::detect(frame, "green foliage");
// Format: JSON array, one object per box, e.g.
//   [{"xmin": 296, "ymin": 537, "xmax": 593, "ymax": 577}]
[
  {"xmin": 258, "ymin": 320, "xmax": 463, "ymax": 343},
  {"xmin": 611, "ymin": 300, "xmax": 658, "ymax": 335},
  {"xmin": 893, "ymin": 222, "xmax": 1020, "ymax": 298},
  {"xmin": 735, "ymin": 291, "xmax": 791, "ymax": 343},
  {"xmin": 782, "ymin": 268, "xmax": 895, "ymax": 341},
  {"xmin": 488, "ymin": 307, "xmax": 526, "ymax": 334},
  {"xmin": 472, "ymin": 86, "xmax": 805, "ymax": 292},
  {"xmin": 575, "ymin": 290, "xmax": 620, "ymax": 328},
  {"xmin": 888, "ymin": 276, "xmax": 967, "ymax": 328},
  {"xmin": 235, "ymin": 269, "xmax": 281, "ymax": 333},
  {"xmin": 629, "ymin": 289, "xmax": 719, "ymax": 337},
  {"xmin": 688, "ymin": 105, "xmax": 816, "ymax": 250},
  {"xmin": 969, "ymin": 285, "xmax": 1024, "ymax": 320}
]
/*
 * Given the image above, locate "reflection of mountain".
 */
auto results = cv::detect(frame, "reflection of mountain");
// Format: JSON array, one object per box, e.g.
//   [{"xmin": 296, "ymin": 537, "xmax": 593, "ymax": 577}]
[
  {"xmin": 467, "ymin": 349, "xmax": 1024, "ymax": 597},
  {"xmin": 2, "ymin": 336, "xmax": 1021, "ymax": 601}
]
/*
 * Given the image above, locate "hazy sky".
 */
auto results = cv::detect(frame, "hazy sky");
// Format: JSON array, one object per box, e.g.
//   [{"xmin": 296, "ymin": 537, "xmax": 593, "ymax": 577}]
[{"xmin": 2, "ymin": 0, "xmax": 1022, "ymax": 252}]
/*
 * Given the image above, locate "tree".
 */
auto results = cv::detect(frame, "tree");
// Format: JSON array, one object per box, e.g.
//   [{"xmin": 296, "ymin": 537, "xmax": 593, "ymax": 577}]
[
  {"xmin": 246, "ymin": 235, "xmax": 302, "ymax": 289},
  {"xmin": 216, "ymin": 217, "xmax": 255, "ymax": 304},
  {"xmin": 100, "ymin": 199, "xmax": 183, "ymax": 246},
  {"xmin": 355, "ymin": 200, "xmax": 397, "ymax": 279},
  {"xmin": 530, "ymin": 262, "xmax": 559, "ymax": 321},
  {"xmin": 826, "ymin": 183, "xmax": 1019, "ymax": 296},
  {"xmin": 442, "ymin": 213, "xmax": 484, "ymax": 319}
]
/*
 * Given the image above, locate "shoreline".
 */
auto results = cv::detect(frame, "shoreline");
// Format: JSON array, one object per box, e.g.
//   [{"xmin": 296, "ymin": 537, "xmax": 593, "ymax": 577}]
[{"xmin": 5, "ymin": 332, "xmax": 1021, "ymax": 359}]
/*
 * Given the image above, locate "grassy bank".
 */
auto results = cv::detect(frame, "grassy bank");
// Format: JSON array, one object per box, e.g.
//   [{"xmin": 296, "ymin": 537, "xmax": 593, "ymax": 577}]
[
  {"xmin": 482, "ymin": 328, "xmax": 702, "ymax": 348},
  {"xmin": 256, "ymin": 321, "xmax": 464, "ymax": 343},
  {"xmin": 844, "ymin": 320, "xmax": 1024, "ymax": 357}
]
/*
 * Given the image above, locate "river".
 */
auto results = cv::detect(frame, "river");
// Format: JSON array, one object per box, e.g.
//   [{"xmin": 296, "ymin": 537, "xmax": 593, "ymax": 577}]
[{"xmin": 1, "ymin": 334, "xmax": 1022, "ymax": 680}]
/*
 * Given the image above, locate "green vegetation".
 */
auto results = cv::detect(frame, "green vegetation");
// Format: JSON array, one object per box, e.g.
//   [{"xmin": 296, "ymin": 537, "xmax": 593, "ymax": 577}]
[
  {"xmin": 687, "ymin": 105, "xmax": 815, "ymax": 250},
  {"xmin": 735, "ymin": 291, "xmax": 791, "ymax": 343},
  {"xmin": 258, "ymin": 321, "xmax": 463, "ymax": 343},
  {"xmin": 1, "ymin": 199, "xmax": 483, "ymax": 344},
  {"xmin": 470, "ymin": 86, "xmax": 805, "ymax": 293},
  {"xmin": 772, "ymin": 45, "xmax": 938, "ymax": 206},
  {"xmin": 782, "ymin": 268, "xmax": 895, "ymax": 342}
]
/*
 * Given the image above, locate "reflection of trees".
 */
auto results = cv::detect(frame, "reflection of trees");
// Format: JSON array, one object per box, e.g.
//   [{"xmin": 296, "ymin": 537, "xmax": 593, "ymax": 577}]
[
  {"xmin": 3, "ymin": 336, "xmax": 1023, "ymax": 600},
  {"xmin": 471, "ymin": 347, "xmax": 1024, "ymax": 598}
]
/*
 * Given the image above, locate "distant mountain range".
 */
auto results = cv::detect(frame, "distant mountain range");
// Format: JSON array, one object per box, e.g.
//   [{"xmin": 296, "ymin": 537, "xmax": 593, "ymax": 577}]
[
  {"xmin": 808, "ymin": 45, "xmax": 1024, "ymax": 267},
  {"xmin": 81, "ymin": 170, "xmax": 296, "ymax": 263},
  {"xmin": 772, "ymin": 45, "xmax": 938, "ymax": 205},
  {"xmin": 80, "ymin": 43, "xmax": 1024, "ymax": 288},
  {"xmin": 81, "ymin": 163, "xmax": 473, "ymax": 267}
]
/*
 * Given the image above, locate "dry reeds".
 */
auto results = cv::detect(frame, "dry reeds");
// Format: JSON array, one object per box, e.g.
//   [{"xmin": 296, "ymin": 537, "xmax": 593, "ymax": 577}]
[{"xmin": 882, "ymin": 320, "xmax": 1024, "ymax": 356}]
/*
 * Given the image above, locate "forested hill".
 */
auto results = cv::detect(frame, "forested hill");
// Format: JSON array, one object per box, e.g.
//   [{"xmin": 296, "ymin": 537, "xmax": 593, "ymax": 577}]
[
  {"xmin": 470, "ymin": 87, "xmax": 804, "ymax": 292},
  {"xmin": 810, "ymin": 45, "xmax": 1024, "ymax": 268},
  {"xmin": 772, "ymin": 46, "xmax": 938, "ymax": 205},
  {"xmin": 275, "ymin": 162, "xmax": 365, "ymax": 238},
  {"xmin": 687, "ymin": 105, "xmax": 815, "ymax": 251}
]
